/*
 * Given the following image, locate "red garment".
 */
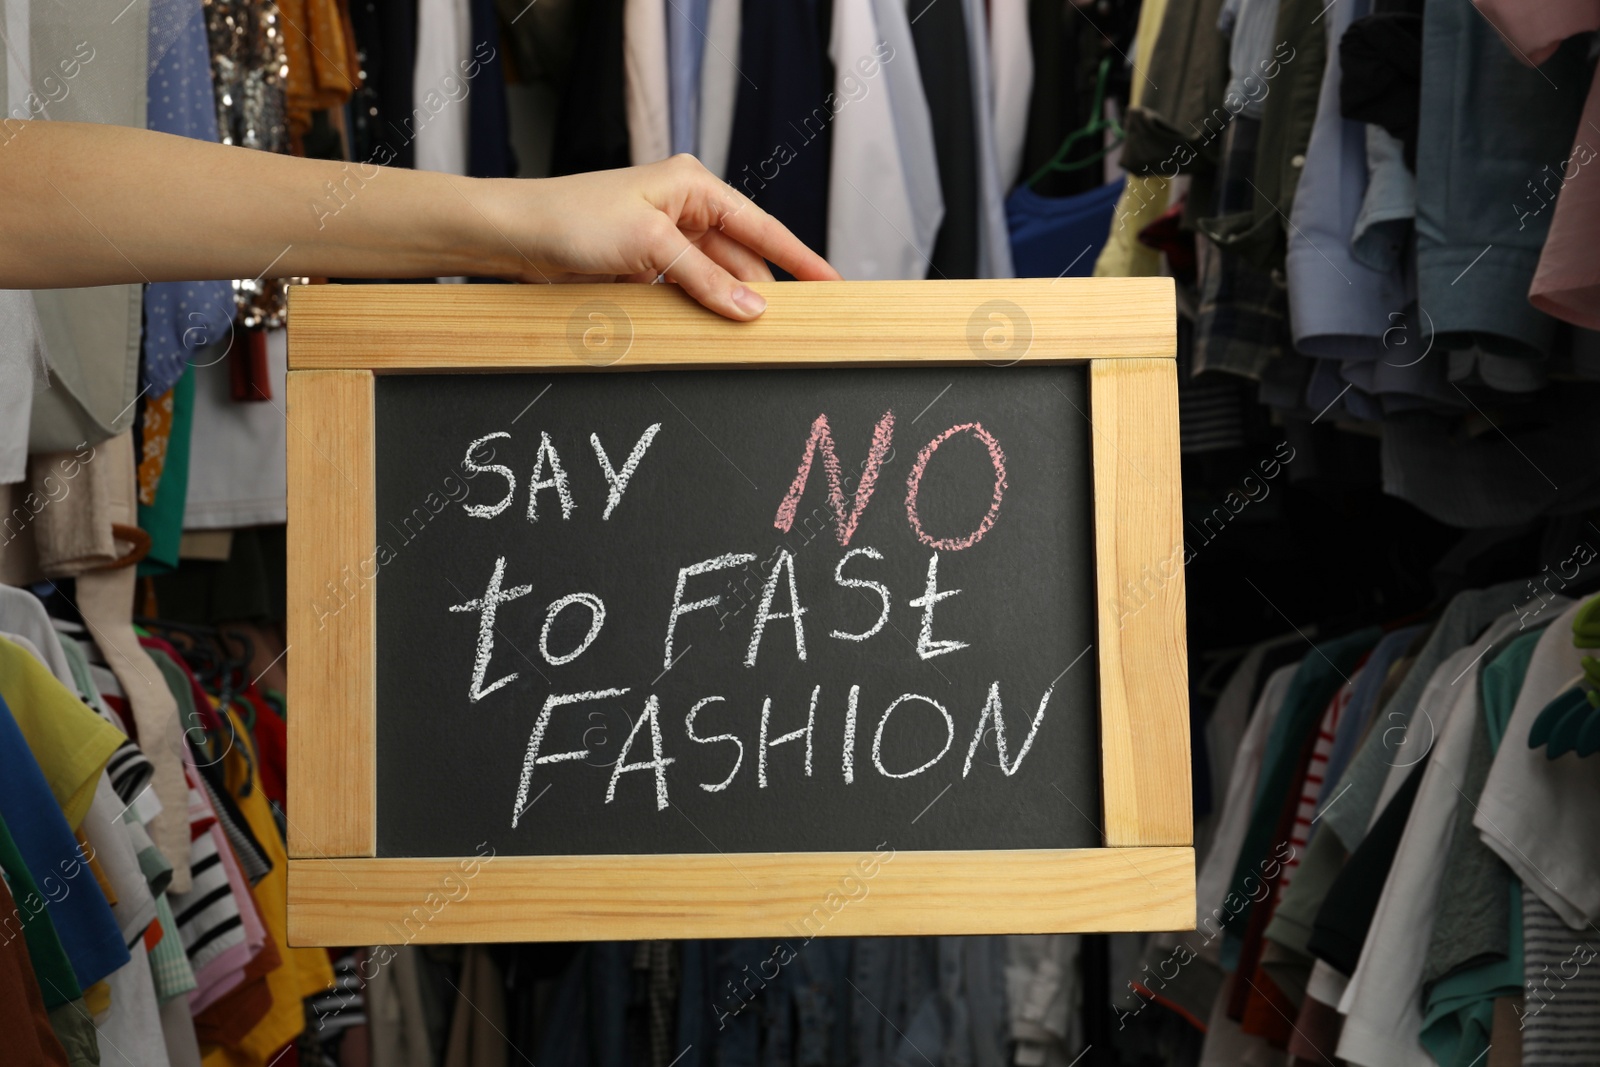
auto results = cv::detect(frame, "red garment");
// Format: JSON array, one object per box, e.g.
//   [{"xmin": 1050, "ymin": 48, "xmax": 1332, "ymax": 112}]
[
  {"xmin": 194, "ymin": 923, "xmax": 282, "ymax": 1046},
  {"xmin": 1239, "ymin": 967, "xmax": 1297, "ymax": 1046},
  {"xmin": 138, "ymin": 635, "xmax": 227, "ymax": 734},
  {"xmin": 1228, "ymin": 714, "xmax": 1323, "ymax": 1046},
  {"xmin": 238, "ymin": 687, "xmax": 287, "ymax": 807},
  {"xmin": 0, "ymin": 876, "xmax": 70, "ymax": 1065},
  {"xmin": 1288, "ymin": 992, "xmax": 1344, "ymax": 1062}
]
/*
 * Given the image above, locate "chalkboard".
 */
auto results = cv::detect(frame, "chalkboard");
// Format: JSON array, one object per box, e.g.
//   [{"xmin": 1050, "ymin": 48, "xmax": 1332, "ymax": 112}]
[
  {"xmin": 373, "ymin": 366, "xmax": 1101, "ymax": 857},
  {"xmin": 284, "ymin": 280, "xmax": 1192, "ymax": 945}
]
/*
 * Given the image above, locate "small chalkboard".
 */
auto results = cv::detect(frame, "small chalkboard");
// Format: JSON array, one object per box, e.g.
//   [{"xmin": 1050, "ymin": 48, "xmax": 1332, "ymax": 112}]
[
  {"xmin": 374, "ymin": 365, "xmax": 1100, "ymax": 858},
  {"xmin": 285, "ymin": 281, "xmax": 1192, "ymax": 944}
]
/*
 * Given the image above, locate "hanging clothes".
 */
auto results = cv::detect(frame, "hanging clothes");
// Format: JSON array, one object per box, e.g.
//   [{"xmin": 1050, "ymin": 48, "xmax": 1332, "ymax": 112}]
[
  {"xmin": 551, "ymin": 0, "xmax": 632, "ymax": 175},
  {"xmin": 25, "ymin": 0, "xmax": 148, "ymax": 455},
  {"xmin": 1333, "ymin": 609, "xmax": 1536, "ymax": 1066},
  {"xmin": 143, "ymin": 0, "xmax": 236, "ymax": 402},
  {"xmin": 912, "ymin": 0, "xmax": 981, "ymax": 277},
  {"xmin": 413, "ymin": 0, "xmax": 473, "ymax": 175},
  {"xmin": 1475, "ymin": 598, "xmax": 1600, "ymax": 927},
  {"xmin": 1007, "ymin": 177, "xmax": 1125, "ymax": 279},
  {"xmin": 825, "ymin": 0, "xmax": 944, "ymax": 280},
  {"xmin": 666, "ymin": 0, "xmax": 709, "ymax": 157},
  {"xmin": 696, "ymin": 0, "xmax": 742, "ymax": 177},
  {"xmin": 1092, "ymin": 0, "xmax": 1171, "ymax": 277},
  {"xmin": 0, "ymin": 868, "xmax": 70, "ymax": 1065},
  {"xmin": 1284, "ymin": 0, "xmax": 1409, "ymax": 401},
  {"xmin": 960, "ymin": 0, "xmax": 1017, "ymax": 278},
  {"xmin": 278, "ymin": 0, "xmax": 362, "ymax": 140},
  {"xmin": 1414, "ymin": 0, "xmax": 1588, "ymax": 361},
  {"xmin": 724, "ymin": 0, "xmax": 833, "ymax": 268},
  {"xmin": 989, "ymin": 0, "xmax": 1034, "ymax": 193},
  {"xmin": 623, "ymin": 0, "xmax": 671, "ymax": 164}
]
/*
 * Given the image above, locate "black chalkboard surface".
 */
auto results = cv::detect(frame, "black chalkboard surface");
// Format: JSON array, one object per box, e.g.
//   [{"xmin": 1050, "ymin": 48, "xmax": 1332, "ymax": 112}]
[{"xmin": 374, "ymin": 365, "xmax": 1100, "ymax": 857}]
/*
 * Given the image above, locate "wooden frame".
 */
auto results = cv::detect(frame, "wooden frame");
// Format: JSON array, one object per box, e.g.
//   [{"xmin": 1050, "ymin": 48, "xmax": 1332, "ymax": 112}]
[{"xmin": 285, "ymin": 280, "xmax": 1191, "ymax": 945}]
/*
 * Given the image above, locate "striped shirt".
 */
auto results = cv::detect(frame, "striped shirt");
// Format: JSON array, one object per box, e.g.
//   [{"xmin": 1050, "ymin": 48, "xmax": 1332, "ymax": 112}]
[
  {"xmin": 1521, "ymin": 886, "xmax": 1600, "ymax": 1064},
  {"xmin": 1281, "ymin": 668, "xmax": 1360, "ymax": 893}
]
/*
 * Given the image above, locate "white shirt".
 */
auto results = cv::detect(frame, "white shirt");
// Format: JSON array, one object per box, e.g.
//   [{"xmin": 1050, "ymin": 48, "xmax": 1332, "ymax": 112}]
[
  {"xmin": 624, "ymin": 0, "xmax": 671, "ymax": 165},
  {"xmin": 1336, "ymin": 608, "xmax": 1546, "ymax": 1067},
  {"xmin": 413, "ymin": 0, "xmax": 473, "ymax": 176},
  {"xmin": 183, "ymin": 329, "xmax": 288, "ymax": 529},
  {"xmin": 697, "ymin": 0, "xmax": 742, "ymax": 177},
  {"xmin": 988, "ymin": 0, "xmax": 1033, "ymax": 192},
  {"xmin": 960, "ymin": 0, "xmax": 1015, "ymax": 278},
  {"xmin": 1476, "ymin": 597, "xmax": 1600, "ymax": 928},
  {"xmin": 826, "ymin": 0, "xmax": 944, "ymax": 280}
]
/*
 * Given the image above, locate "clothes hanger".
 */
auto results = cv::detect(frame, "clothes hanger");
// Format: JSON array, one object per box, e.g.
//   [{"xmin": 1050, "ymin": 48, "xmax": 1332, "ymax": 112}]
[
  {"xmin": 1574, "ymin": 593, "xmax": 1600, "ymax": 648},
  {"xmin": 1575, "ymin": 694, "xmax": 1600, "ymax": 757},
  {"xmin": 1526, "ymin": 635, "xmax": 1600, "ymax": 758},
  {"xmin": 1025, "ymin": 57, "xmax": 1125, "ymax": 189},
  {"xmin": 1528, "ymin": 676, "xmax": 1588, "ymax": 750},
  {"xmin": 1542, "ymin": 688, "xmax": 1594, "ymax": 758}
]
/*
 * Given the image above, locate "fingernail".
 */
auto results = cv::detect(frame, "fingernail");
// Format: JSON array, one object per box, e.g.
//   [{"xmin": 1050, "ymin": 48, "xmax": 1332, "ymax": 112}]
[{"xmin": 732, "ymin": 286, "xmax": 766, "ymax": 316}]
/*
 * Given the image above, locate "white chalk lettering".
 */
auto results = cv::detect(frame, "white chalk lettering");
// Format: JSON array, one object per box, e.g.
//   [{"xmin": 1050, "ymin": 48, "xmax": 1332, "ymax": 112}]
[
  {"xmin": 907, "ymin": 552, "xmax": 968, "ymax": 659},
  {"xmin": 872, "ymin": 693, "xmax": 954, "ymax": 779},
  {"xmin": 685, "ymin": 696, "xmax": 742, "ymax": 792},
  {"xmin": 843, "ymin": 684, "xmax": 860, "ymax": 784},
  {"xmin": 527, "ymin": 431, "xmax": 575, "ymax": 522},
  {"xmin": 664, "ymin": 552, "xmax": 757, "ymax": 669},
  {"xmin": 539, "ymin": 592, "xmax": 606, "ymax": 666},
  {"xmin": 448, "ymin": 556, "xmax": 533, "ymax": 702},
  {"xmin": 758, "ymin": 685, "xmax": 818, "ymax": 787},
  {"xmin": 461, "ymin": 432, "xmax": 515, "ymax": 518},
  {"xmin": 513, "ymin": 687, "xmax": 630, "ymax": 826},
  {"xmin": 830, "ymin": 546, "xmax": 890, "ymax": 642},
  {"xmin": 606, "ymin": 694, "xmax": 675, "ymax": 810},
  {"xmin": 745, "ymin": 548, "xmax": 808, "ymax": 667},
  {"xmin": 962, "ymin": 681, "xmax": 1054, "ymax": 777},
  {"xmin": 591, "ymin": 423, "xmax": 662, "ymax": 520}
]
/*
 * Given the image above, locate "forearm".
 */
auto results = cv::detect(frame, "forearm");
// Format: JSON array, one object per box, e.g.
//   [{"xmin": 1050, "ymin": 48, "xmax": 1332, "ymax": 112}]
[{"xmin": 0, "ymin": 121, "xmax": 520, "ymax": 287}]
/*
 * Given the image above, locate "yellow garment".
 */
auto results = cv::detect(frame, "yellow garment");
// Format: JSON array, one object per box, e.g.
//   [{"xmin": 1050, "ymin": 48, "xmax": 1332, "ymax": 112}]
[
  {"xmin": 0, "ymin": 637, "xmax": 126, "ymax": 829},
  {"xmin": 83, "ymin": 980, "xmax": 110, "ymax": 1016},
  {"xmin": 1092, "ymin": 0, "xmax": 1173, "ymax": 278},
  {"xmin": 136, "ymin": 385, "xmax": 175, "ymax": 507},
  {"xmin": 202, "ymin": 706, "xmax": 333, "ymax": 1067},
  {"xmin": 279, "ymin": 0, "xmax": 361, "ymax": 136}
]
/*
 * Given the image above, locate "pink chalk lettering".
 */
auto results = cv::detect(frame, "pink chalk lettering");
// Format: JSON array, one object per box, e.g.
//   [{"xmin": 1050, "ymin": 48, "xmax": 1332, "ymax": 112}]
[
  {"xmin": 772, "ymin": 411, "xmax": 895, "ymax": 546},
  {"xmin": 904, "ymin": 422, "xmax": 1008, "ymax": 551}
]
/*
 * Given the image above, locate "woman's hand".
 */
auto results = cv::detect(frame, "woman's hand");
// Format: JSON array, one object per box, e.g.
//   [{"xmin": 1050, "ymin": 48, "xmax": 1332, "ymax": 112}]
[
  {"xmin": 0, "ymin": 123, "xmax": 838, "ymax": 320},
  {"xmin": 488, "ymin": 155, "xmax": 841, "ymax": 320}
]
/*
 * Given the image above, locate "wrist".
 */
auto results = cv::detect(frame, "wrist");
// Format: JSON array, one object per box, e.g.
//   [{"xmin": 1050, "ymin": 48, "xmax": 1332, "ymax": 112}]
[
  {"xmin": 406, "ymin": 172, "xmax": 523, "ymax": 280},
  {"xmin": 459, "ymin": 176, "xmax": 550, "ymax": 282}
]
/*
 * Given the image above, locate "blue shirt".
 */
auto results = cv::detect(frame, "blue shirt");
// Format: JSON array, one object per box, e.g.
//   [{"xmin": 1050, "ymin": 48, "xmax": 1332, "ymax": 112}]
[
  {"xmin": 0, "ymin": 692, "xmax": 130, "ymax": 989},
  {"xmin": 142, "ymin": 0, "xmax": 234, "ymax": 397}
]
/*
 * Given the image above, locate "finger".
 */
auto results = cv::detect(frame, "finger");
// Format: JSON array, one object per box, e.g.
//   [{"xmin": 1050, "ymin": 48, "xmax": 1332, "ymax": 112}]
[
  {"xmin": 696, "ymin": 226, "xmax": 776, "ymax": 283},
  {"xmin": 702, "ymin": 183, "xmax": 841, "ymax": 282},
  {"xmin": 651, "ymin": 230, "xmax": 768, "ymax": 320}
]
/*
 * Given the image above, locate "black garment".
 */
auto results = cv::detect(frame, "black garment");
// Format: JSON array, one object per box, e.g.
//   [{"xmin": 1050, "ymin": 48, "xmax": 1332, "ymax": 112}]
[
  {"xmin": 1305, "ymin": 751, "xmax": 1432, "ymax": 975},
  {"xmin": 550, "ymin": 0, "xmax": 631, "ymax": 175},
  {"xmin": 724, "ymin": 0, "xmax": 834, "ymax": 272},
  {"xmin": 149, "ymin": 525, "xmax": 287, "ymax": 625},
  {"xmin": 467, "ymin": 0, "xmax": 514, "ymax": 179},
  {"xmin": 346, "ymin": 0, "xmax": 418, "ymax": 169},
  {"xmin": 1339, "ymin": 13, "xmax": 1423, "ymax": 169},
  {"xmin": 1021, "ymin": 0, "xmax": 1140, "ymax": 198},
  {"xmin": 911, "ymin": 0, "xmax": 978, "ymax": 277},
  {"xmin": 1118, "ymin": 0, "xmax": 1231, "ymax": 179}
]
